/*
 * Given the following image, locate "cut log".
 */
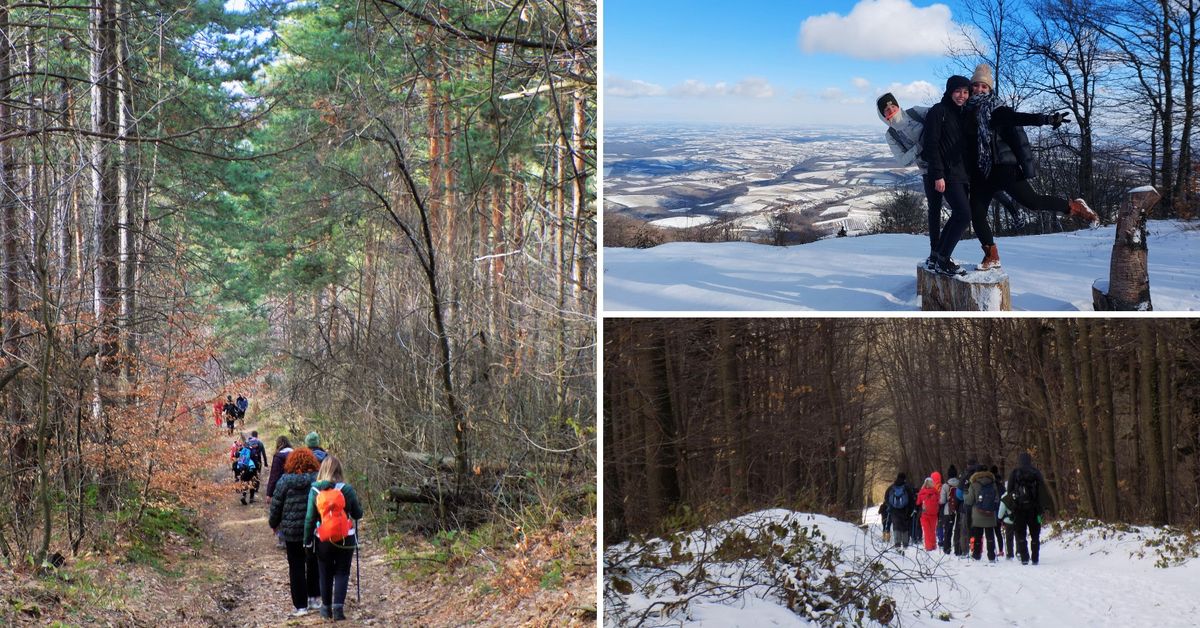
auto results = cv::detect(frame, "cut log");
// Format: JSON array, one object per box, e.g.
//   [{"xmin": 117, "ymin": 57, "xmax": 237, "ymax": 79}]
[
  {"xmin": 917, "ymin": 265, "xmax": 1010, "ymax": 311},
  {"xmin": 1093, "ymin": 186, "xmax": 1160, "ymax": 311},
  {"xmin": 387, "ymin": 485, "xmax": 445, "ymax": 504}
]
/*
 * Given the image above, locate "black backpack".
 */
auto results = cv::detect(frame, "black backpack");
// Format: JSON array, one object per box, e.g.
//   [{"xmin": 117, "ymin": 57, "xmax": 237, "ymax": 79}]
[
  {"xmin": 1014, "ymin": 470, "xmax": 1039, "ymax": 510},
  {"xmin": 976, "ymin": 481, "xmax": 999, "ymax": 515}
]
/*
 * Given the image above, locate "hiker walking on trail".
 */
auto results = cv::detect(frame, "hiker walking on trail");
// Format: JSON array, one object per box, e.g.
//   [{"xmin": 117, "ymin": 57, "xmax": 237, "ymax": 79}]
[
  {"xmin": 233, "ymin": 434, "xmax": 263, "ymax": 504},
  {"xmin": 916, "ymin": 477, "xmax": 940, "ymax": 551},
  {"xmin": 213, "ymin": 398, "xmax": 223, "ymax": 428},
  {"xmin": 886, "ymin": 472, "xmax": 917, "ymax": 549},
  {"xmin": 989, "ymin": 465, "xmax": 1007, "ymax": 556},
  {"xmin": 305, "ymin": 455, "xmax": 363, "ymax": 621},
  {"xmin": 961, "ymin": 63, "xmax": 1100, "ymax": 271},
  {"xmin": 267, "ymin": 436, "xmax": 294, "ymax": 549},
  {"xmin": 223, "ymin": 395, "xmax": 238, "ymax": 435},
  {"xmin": 939, "ymin": 464, "xmax": 962, "ymax": 555},
  {"xmin": 306, "ymin": 432, "xmax": 328, "ymax": 462},
  {"xmin": 236, "ymin": 394, "xmax": 249, "ymax": 421},
  {"xmin": 964, "ymin": 465, "xmax": 1000, "ymax": 561},
  {"xmin": 269, "ymin": 447, "xmax": 322, "ymax": 616},
  {"xmin": 1007, "ymin": 451, "xmax": 1050, "ymax": 565}
]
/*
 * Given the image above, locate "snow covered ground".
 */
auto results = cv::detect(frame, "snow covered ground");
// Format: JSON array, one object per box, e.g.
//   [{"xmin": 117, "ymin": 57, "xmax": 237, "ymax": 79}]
[
  {"xmin": 603, "ymin": 220, "xmax": 1200, "ymax": 311},
  {"xmin": 605, "ymin": 509, "xmax": 1200, "ymax": 627}
]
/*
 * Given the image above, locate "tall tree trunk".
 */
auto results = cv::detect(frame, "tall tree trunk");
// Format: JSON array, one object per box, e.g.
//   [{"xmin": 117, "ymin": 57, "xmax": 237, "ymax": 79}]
[
  {"xmin": 1092, "ymin": 321, "xmax": 1120, "ymax": 519},
  {"xmin": 1139, "ymin": 324, "xmax": 1168, "ymax": 524}
]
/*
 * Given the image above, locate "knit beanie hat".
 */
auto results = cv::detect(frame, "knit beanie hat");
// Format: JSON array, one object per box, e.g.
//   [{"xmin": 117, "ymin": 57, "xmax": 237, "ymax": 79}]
[
  {"xmin": 876, "ymin": 92, "xmax": 899, "ymax": 117},
  {"xmin": 305, "ymin": 431, "xmax": 320, "ymax": 448},
  {"xmin": 971, "ymin": 63, "xmax": 995, "ymax": 89},
  {"xmin": 944, "ymin": 75, "xmax": 971, "ymax": 95}
]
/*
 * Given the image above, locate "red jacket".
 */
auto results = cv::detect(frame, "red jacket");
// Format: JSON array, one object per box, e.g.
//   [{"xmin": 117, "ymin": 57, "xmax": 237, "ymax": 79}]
[{"xmin": 917, "ymin": 486, "xmax": 940, "ymax": 517}]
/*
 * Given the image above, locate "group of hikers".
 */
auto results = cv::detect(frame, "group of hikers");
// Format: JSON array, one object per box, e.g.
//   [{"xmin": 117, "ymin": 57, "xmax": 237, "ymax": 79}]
[
  {"xmin": 228, "ymin": 429, "xmax": 363, "ymax": 621},
  {"xmin": 879, "ymin": 452, "xmax": 1050, "ymax": 565},
  {"xmin": 214, "ymin": 394, "xmax": 250, "ymax": 435},
  {"xmin": 877, "ymin": 63, "xmax": 1100, "ymax": 276}
]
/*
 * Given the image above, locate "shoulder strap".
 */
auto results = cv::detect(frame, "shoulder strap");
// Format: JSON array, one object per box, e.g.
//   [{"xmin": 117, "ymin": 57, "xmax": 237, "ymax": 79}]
[
  {"xmin": 887, "ymin": 127, "xmax": 912, "ymax": 152},
  {"xmin": 907, "ymin": 107, "xmax": 925, "ymax": 124}
]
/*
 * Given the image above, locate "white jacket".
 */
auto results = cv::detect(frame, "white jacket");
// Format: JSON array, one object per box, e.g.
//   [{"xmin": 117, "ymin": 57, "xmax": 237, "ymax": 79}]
[{"xmin": 879, "ymin": 105, "xmax": 930, "ymax": 174}]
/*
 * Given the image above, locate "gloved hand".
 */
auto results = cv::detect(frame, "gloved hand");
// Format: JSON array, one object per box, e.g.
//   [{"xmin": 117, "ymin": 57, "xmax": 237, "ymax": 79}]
[{"xmin": 1047, "ymin": 111, "xmax": 1071, "ymax": 129}]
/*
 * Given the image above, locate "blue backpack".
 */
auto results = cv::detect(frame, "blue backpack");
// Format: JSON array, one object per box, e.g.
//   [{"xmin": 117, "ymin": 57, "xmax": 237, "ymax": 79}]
[
  {"xmin": 976, "ymin": 482, "xmax": 999, "ymax": 515},
  {"xmin": 235, "ymin": 446, "xmax": 256, "ymax": 472},
  {"xmin": 888, "ymin": 485, "xmax": 909, "ymax": 510}
]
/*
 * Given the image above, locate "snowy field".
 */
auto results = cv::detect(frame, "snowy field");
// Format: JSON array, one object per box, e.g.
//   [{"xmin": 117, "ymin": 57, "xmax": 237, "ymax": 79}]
[
  {"xmin": 603, "ymin": 220, "xmax": 1200, "ymax": 311},
  {"xmin": 605, "ymin": 509, "xmax": 1200, "ymax": 627}
]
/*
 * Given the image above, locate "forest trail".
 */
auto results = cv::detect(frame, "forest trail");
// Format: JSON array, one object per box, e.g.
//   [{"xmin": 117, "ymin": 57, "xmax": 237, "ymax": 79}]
[{"xmin": 134, "ymin": 421, "xmax": 595, "ymax": 627}]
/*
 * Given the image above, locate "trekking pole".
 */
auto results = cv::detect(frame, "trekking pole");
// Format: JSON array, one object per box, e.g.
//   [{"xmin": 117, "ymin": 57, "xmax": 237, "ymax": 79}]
[{"xmin": 355, "ymin": 519, "xmax": 361, "ymax": 604}]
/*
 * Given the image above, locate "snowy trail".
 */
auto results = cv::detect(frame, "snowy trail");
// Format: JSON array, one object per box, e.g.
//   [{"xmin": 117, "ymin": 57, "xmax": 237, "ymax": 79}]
[
  {"xmin": 607, "ymin": 509, "xmax": 1200, "ymax": 628},
  {"xmin": 603, "ymin": 220, "xmax": 1200, "ymax": 312}
]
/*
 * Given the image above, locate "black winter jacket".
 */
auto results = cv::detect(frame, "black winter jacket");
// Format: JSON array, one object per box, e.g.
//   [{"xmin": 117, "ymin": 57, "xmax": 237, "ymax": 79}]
[
  {"xmin": 965, "ymin": 106, "xmax": 1049, "ymax": 180},
  {"xmin": 922, "ymin": 96, "xmax": 969, "ymax": 183},
  {"xmin": 268, "ymin": 471, "xmax": 317, "ymax": 543}
]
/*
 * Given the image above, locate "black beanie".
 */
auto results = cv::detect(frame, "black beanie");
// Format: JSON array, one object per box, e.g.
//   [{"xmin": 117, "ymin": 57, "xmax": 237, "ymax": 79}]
[
  {"xmin": 876, "ymin": 93, "xmax": 899, "ymax": 117},
  {"xmin": 944, "ymin": 75, "xmax": 970, "ymax": 95}
]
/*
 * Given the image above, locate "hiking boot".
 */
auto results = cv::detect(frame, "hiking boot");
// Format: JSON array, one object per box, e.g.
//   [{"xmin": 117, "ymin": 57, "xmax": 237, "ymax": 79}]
[
  {"xmin": 239, "ymin": 496, "xmax": 247, "ymax": 506},
  {"xmin": 320, "ymin": 605, "xmax": 332, "ymax": 619},
  {"xmin": 933, "ymin": 253, "xmax": 964, "ymax": 276},
  {"xmin": 290, "ymin": 608, "xmax": 309, "ymax": 617},
  {"xmin": 308, "ymin": 597, "xmax": 321, "ymax": 610},
  {"xmin": 979, "ymin": 244, "xmax": 1001, "ymax": 270},
  {"xmin": 1068, "ymin": 198, "xmax": 1100, "ymax": 226},
  {"xmin": 332, "ymin": 605, "xmax": 346, "ymax": 621}
]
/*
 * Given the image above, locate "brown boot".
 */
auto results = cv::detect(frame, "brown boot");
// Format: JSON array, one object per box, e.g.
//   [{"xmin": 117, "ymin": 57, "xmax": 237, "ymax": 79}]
[
  {"xmin": 979, "ymin": 243, "xmax": 1001, "ymax": 270},
  {"xmin": 1068, "ymin": 198, "xmax": 1099, "ymax": 226}
]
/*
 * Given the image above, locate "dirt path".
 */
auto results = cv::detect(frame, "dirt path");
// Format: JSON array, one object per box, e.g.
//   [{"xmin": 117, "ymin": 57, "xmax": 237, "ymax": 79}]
[{"xmin": 135, "ymin": 422, "xmax": 594, "ymax": 627}]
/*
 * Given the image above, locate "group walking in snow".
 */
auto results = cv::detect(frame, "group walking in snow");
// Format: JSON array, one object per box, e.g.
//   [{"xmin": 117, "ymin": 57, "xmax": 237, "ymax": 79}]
[{"xmin": 881, "ymin": 451, "xmax": 1050, "ymax": 565}]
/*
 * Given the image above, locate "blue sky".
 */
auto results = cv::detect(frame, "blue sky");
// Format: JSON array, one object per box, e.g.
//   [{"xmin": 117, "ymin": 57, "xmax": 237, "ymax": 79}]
[{"xmin": 605, "ymin": 0, "xmax": 986, "ymax": 126}]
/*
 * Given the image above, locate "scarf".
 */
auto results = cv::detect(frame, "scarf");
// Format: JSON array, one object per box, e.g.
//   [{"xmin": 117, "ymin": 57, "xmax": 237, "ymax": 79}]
[{"xmin": 967, "ymin": 92, "xmax": 999, "ymax": 177}]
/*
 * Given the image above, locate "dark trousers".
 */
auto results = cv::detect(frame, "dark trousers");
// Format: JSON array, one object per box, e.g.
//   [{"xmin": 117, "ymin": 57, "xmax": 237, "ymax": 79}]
[
  {"xmin": 284, "ymin": 541, "xmax": 320, "ymax": 609},
  {"xmin": 1013, "ymin": 511, "xmax": 1042, "ymax": 563},
  {"xmin": 238, "ymin": 468, "xmax": 260, "ymax": 501},
  {"xmin": 958, "ymin": 510, "xmax": 972, "ymax": 555},
  {"xmin": 891, "ymin": 513, "xmax": 911, "ymax": 547},
  {"xmin": 933, "ymin": 180, "xmax": 972, "ymax": 260},
  {"xmin": 317, "ymin": 540, "xmax": 355, "ymax": 608},
  {"xmin": 1004, "ymin": 521, "xmax": 1015, "ymax": 558},
  {"xmin": 970, "ymin": 526, "xmax": 998, "ymax": 560},
  {"xmin": 970, "ymin": 166, "xmax": 1070, "ymax": 246},
  {"xmin": 922, "ymin": 174, "xmax": 944, "ymax": 251},
  {"xmin": 995, "ymin": 522, "xmax": 1005, "ymax": 555},
  {"xmin": 939, "ymin": 513, "xmax": 958, "ymax": 554}
]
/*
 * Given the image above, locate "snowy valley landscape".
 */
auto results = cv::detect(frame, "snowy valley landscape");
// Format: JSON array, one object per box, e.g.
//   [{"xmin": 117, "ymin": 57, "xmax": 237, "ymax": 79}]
[{"xmin": 604, "ymin": 124, "xmax": 906, "ymax": 237}]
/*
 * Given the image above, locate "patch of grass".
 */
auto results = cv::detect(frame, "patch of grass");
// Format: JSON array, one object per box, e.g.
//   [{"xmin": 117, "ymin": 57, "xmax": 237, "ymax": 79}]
[
  {"xmin": 123, "ymin": 506, "xmax": 202, "ymax": 573},
  {"xmin": 539, "ymin": 560, "xmax": 564, "ymax": 590}
]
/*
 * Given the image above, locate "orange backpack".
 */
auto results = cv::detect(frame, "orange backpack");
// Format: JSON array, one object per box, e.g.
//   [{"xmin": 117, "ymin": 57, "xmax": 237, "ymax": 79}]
[{"xmin": 315, "ymin": 484, "xmax": 351, "ymax": 542}]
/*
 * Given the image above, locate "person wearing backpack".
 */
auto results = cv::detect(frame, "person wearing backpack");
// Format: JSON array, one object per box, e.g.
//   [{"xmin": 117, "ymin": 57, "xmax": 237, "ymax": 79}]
[
  {"xmin": 269, "ymin": 447, "xmax": 322, "ymax": 616},
  {"xmin": 938, "ymin": 464, "xmax": 960, "ymax": 555},
  {"xmin": 1007, "ymin": 451, "xmax": 1050, "ymax": 565},
  {"xmin": 306, "ymin": 432, "xmax": 328, "ymax": 462},
  {"xmin": 916, "ymin": 477, "xmax": 940, "ymax": 551},
  {"xmin": 989, "ymin": 465, "xmax": 1007, "ymax": 557},
  {"xmin": 886, "ymin": 472, "xmax": 916, "ymax": 549},
  {"xmin": 233, "ymin": 434, "xmax": 261, "ymax": 505},
  {"xmin": 236, "ymin": 394, "xmax": 249, "ymax": 421},
  {"xmin": 223, "ymin": 396, "xmax": 238, "ymax": 435},
  {"xmin": 964, "ymin": 466, "xmax": 1000, "ymax": 561},
  {"xmin": 304, "ymin": 455, "xmax": 363, "ymax": 621}
]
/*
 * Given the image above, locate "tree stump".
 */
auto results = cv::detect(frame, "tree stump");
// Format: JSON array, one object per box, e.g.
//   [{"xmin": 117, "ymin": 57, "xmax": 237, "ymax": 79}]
[
  {"xmin": 1092, "ymin": 186, "xmax": 1160, "ymax": 311},
  {"xmin": 917, "ymin": 265, "xmax": 1011, "ymax": 311}
]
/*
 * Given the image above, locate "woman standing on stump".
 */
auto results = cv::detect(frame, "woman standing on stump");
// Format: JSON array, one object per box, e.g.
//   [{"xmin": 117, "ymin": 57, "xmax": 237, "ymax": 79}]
[{"xmin": 961, "ymin": 63, "xmax": 1099, "ymax": 271}]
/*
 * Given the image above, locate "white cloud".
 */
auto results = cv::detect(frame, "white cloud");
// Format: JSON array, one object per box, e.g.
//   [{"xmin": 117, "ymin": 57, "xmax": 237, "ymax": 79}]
[
  {"xmin": 668, "ymin": 77, "xmax": 776, "ymax": 99},
  {"xmin": 852, "ymin": 77, "xmax": 871, "ymax": 90},
  {"xmin": 798, "ymin": 0, "xmax": 980, "ymax": 60},
  {"xmin": 606, "ymin": 75, "xmax": 666, "ymax": 98},
  {"xmin": 732, "ymin": 77, "xmax": 775, "ymax": 99},
  {"xmin": 878, "ymin": 80, "xmax": 941, "ymax": 106},
  {"xmin": 819, "ymin": 87, "xmax": 846, "ymax": 101}
]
